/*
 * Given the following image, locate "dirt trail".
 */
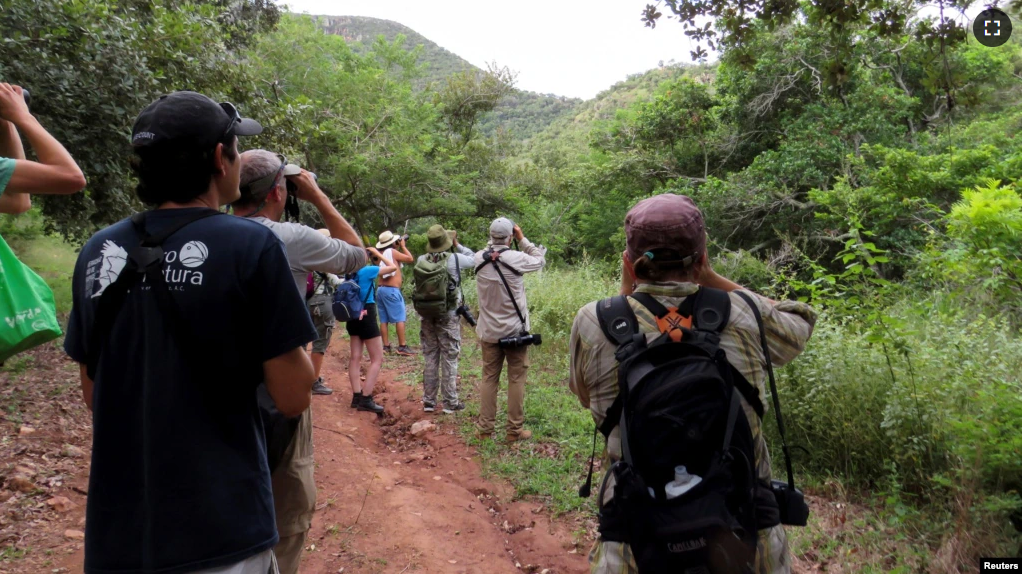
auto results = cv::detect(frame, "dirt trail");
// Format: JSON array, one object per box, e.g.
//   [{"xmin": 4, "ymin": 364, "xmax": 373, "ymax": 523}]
[
  {"xmin": 0, "ymin": 341, "xmax": 589, "ymax": 574},
  {"xmin": 298, "ymin": 343, "xmax": 588, "ymax": 574}
]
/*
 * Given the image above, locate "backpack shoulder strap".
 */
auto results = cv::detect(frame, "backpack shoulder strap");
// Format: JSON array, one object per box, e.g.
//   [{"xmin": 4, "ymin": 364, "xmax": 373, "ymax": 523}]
[
  {"xmin": 693, "ymin": 287, "xmax": 765, "ymax": 418},
  {"xmin": 594, "ymin": 295, "xmax": 641, "ymax": 440},
  {"xmin": 87, "ymin": 209, "xmax": 223, "ymax": 380},
  {"xmin": 474, "ymin": 247, "xmax": 523, "ymax": 276},
  {"xmin": 595, "ymin": 295, "xmax": 638, "ymax": 348},
  {"xmin": 474, "ymin": 248, "xmax": 494, "ymax": 274},
  {"xmin": 134, "ymin": 209, "xmax": 222, "ymax": 246},
  {"xmin": 691, "ymin": 286, "xmax": 731, "ymax": 333}
]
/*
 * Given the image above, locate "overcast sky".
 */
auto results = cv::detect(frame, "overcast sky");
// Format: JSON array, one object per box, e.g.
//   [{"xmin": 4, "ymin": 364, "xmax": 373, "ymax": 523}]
[
  {"xmin": 277, "ymin": 1, "xmax": 996, "ymax": 100},
  {"xmin": 277, "ymin": 0, "xmax": 702, "ymax": 100}
]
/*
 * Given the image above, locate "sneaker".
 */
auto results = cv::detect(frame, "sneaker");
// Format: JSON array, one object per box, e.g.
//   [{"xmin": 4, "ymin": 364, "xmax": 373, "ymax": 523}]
[
  {"xmin": 476, "ymin": 431, "xmax": 493, "ymax": 441},
  {"xmin": 350, "ymin": 392, "xmax": 363, "ymax": 409},
  {"xmin": 357, "ymin": 394, "xmax": 385, "ymax": 415},
  {"xmin": 312, "ymin": 378, "xmax": 333, "ymax": 396},
  {"xmin": 423, "ymin": 401, "xmax": 436, "ymax": 413},
  {"xmin": 442, "ymin": 401, "xmax": 466, "ymax": 414},
  {"xmin": 396, "ymin": 345, "xmax": 415, "ymax": 356},
  {"xmin": 505, "ymin": 429, "xmax": 533, "ymax": 443},
  {"xmin": 383, "ymin": 345, "xmax": 393, "ymax": 354}
]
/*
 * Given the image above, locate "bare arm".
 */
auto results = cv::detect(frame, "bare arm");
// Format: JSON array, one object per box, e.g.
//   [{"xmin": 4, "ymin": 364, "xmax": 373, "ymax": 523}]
[
  {"xmin": 290, "ymin": 170, "xmax": 362, "ymax": 248},
  {"xmin": 0, "ymin": 84, "xmax": 86, "ymax": 197},
  {"xmin": 78, "ymin": 364, "xmax": 94, "ymax": 412},
  {"xmin": 0, "ymin": 121, "xmax": 30, "ymax": 214},
  {"xmin": 392, "ymin": 240, "xmax": 414, "ymax": 263},
  {"xmin": 263, "ymin": 347, "xmax": 315, "ymax": 418},
  {"xmin": 0, "ymin": 119, "xmax": 24, "ymax": 159},
  {"xmin": 367, "ymin": 247, "xmax": 398, "ymax": 275}
]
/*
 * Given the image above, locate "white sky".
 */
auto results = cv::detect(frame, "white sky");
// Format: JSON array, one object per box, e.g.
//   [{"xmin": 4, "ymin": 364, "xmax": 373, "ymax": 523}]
[
  {"xmin": 277, "ymin": 0, "xmax": 702, "ymax": 100},
  {"xmin": 277, "ymin": 1, "xmax": 997, "ymax": 100}
]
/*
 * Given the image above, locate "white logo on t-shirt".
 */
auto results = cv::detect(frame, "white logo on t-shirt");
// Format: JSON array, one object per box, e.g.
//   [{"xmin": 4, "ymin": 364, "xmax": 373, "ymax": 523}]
[
  {"xmin": 92, "ymin": 240, "xmax": 128, "ymax": 298},
  {"xmin": 87, "ymin": 238, "xmax": 211, "ymax": 298},
  {"xmin": 179, "ymin": 241, "xmax": 209, "ymax": 268}
]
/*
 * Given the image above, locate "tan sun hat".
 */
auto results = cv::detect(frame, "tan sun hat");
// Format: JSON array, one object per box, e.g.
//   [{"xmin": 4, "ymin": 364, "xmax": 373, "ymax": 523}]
[{"xmin": 376, "ymin": 230, "xmax": 399, "ymax": 250}]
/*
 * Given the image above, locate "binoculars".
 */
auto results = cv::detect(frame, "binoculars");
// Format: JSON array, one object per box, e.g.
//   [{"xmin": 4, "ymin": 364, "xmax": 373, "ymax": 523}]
[
  {"xmin": 22, "ymin": 89, "xmax": 30, "ymax": 108},
  {"xmin": 285, "ymin": 171, "xmax": 316, "ymax": 194},
  {"xmin": 456, "ymin": 304, "xmax": 476, "ymax": 327},
  {"xmin": 498, "ymin": 332, "xmax": 542, "ymax": 349}
]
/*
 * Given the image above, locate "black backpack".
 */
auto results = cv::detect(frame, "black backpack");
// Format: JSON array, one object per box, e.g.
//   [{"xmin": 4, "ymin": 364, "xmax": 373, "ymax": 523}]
[
  {"xmin": 581, "ymin": 288, "xmax": 780, "ymax": 574},
  {"xmin": 87, "ymin": 209, "xmax": 299, "ymax": 473}
]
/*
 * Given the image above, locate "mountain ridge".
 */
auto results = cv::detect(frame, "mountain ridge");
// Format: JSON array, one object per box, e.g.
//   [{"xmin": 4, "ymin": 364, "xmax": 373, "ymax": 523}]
[{"xmin": 307, "ymin": 14, "xmax": 582, "ymax": 139}]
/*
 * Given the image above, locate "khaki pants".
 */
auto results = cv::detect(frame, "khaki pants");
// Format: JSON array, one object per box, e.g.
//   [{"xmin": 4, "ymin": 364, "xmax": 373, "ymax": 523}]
[
  {"xmin": 478, "ymin": 341, "xmax": 529, "ymax": 436},
  {"xmin": 270, "ymin": 407, "xmax": 316, "ymax": 574},
  {"xmin": 273, "ymin": 532, "xmax": 306, "ymax": 574}
]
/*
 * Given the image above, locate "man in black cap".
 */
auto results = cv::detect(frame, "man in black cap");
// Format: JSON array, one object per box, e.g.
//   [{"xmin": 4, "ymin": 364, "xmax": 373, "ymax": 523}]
[{"xmin": 63, "ymin": 91, "xmax": 319, "ymax": 574}]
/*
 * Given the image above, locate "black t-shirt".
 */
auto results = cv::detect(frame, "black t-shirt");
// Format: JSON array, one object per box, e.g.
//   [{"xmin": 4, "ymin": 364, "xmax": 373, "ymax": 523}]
[{"xmin": 64, "ymin": 208, "xmax": 317, "ymax": 574}]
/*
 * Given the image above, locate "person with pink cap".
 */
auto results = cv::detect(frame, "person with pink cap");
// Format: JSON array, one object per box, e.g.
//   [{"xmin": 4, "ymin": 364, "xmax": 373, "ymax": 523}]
[{"xmin": 568, "ymin": 193, "xmax": 818, "ymax": 574}]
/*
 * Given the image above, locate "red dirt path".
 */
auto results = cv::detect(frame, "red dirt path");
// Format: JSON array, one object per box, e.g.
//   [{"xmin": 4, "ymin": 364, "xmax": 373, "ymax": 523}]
[{"xmin": 0, "ymin": 341, "xmax": 590, "ymax": 574}]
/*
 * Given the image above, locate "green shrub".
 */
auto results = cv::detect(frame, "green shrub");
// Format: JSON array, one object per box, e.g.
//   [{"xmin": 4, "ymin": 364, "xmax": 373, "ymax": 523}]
[
  {"xmin": 0, "ymin": 209, "xmax": 45, "ymax": 242},
  {"xmin": 774, "ymin": 300, "xmax": 1022, "ymax": 506}
]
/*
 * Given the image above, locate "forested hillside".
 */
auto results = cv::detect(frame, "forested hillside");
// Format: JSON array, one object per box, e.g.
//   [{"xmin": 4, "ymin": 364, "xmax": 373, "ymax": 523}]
[
  {"xmin": 3, "ymin": 0, "xmax": 1022, "ymax": 570},
  {"xmin": 313, "ymin": 15, "xmax": 475, "ymax": 83},
  {"xmin": 309, "ymin": 14, "xmax": 582, "ymax": 140}
]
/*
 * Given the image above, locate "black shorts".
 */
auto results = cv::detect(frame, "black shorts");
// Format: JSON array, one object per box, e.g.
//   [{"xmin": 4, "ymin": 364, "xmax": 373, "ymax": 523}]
[{"xmin": 345, "ymin": 303, "xmax": 381, "ymax": 340}]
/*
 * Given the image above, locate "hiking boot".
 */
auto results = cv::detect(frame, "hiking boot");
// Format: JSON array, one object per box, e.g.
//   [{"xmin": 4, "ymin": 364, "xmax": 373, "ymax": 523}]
[
  {"xmin": 357, "ymin": 394, "xmax": 385, "ymax": 415},
  {"xmin": 312, "ymin": 378, "xmax": 333, "ymax": 396},
  {"xmin": 442, "ymin": 401, "xmax": 466, "ymax": 414},
  {"xmin": 423, "ymin": 400, "xmax": 436, "ymax": 413},
  {"xmin": 396, "ymin": 345, "xmax": 415, "ymax": 356},
  {"xmin": 505, "ymin": 429, "xmax": 533, "ymax": 443},
  {"xmin": 350, "ymin": 392, "xmax": 363, "ymax": 409},
  {"xmin": 476, "ymin": 430, "xmax": 493, "ymax": 441}
]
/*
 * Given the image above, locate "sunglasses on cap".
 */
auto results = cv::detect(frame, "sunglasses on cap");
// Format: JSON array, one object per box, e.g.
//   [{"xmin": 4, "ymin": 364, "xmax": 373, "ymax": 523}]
[
  {"xmin": 220, "ymin": 102, "xmax": 242, "ymax": 139},
  {"xmin": 239, "ymin": 154, "xmax": 287, "ymax": 200}
]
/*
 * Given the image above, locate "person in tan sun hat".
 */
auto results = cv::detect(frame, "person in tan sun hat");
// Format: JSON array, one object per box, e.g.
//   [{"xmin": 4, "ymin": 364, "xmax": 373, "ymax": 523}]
[
  {"xmin": 411, "ymin": 224, "xmax": 477, "ymax": 413},
  {"xmin": 375, "ymin": 230, "xmax": 415, "ymax": 355},
  {"xmin": 567, "ymin": 193, "xmax": 819, "ymax": 574}
]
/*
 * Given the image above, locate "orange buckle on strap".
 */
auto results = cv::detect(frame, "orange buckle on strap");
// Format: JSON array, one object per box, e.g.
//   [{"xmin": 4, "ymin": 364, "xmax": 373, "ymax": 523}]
[{"xmin": 656, "ymin": 308, "xmax": 692, "ymax": 342}]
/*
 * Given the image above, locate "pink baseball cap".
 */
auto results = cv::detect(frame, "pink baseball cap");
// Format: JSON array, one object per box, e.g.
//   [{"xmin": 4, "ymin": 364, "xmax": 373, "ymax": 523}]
[{"xmin": 624, "ymin": 194, "xmax": 706, "ymax": 266}]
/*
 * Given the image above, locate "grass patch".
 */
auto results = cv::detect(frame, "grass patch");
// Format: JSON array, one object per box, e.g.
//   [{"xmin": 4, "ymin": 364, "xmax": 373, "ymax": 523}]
[
  {"xmin": 450, "ymin": 261, "xmax": 1022, "ymax": 568},
  {"xmin": 6, "ymin": 233, "xmax": 77, "ymax": 317}
]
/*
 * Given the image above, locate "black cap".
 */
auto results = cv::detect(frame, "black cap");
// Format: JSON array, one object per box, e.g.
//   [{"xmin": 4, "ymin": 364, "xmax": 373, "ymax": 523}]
[{"xmin": 131, "ymin": 91, "xmax": 262, "ymax": 150}]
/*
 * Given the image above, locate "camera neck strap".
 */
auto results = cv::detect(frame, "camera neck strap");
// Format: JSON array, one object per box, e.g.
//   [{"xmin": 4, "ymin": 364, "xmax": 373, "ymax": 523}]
[
  {"xmin": 483, "ymin": 249, "xmax": 527, "ymax": 329},
  {"xmin": 734, "ymin": 291, "xmax": 797, "ymax": 490},
  {"xmin": 453, "ymin": 248, "xmax": 465, "ymax": 303}
]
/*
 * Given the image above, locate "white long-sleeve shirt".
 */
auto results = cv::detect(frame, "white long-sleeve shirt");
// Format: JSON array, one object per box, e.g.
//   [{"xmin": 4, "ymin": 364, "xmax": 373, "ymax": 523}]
[{"xmin": 473, "ymin": 238, "xmax": 546, "ymax": 344}]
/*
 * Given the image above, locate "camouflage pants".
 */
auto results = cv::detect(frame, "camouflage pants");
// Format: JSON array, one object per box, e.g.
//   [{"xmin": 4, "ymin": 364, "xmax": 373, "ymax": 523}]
[
  {"xmin": 588, "ymin": 525, "xmax": 791, "ymax": 574},
  {"xmin": 420, "ymin": 312, "xmax": 461, "ymax": 406}
]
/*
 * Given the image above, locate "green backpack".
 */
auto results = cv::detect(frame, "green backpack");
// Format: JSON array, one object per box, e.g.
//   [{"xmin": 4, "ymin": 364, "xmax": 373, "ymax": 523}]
[{"xmin": 412, "ymin": 253, "xmax": 457, "ymax": 318}]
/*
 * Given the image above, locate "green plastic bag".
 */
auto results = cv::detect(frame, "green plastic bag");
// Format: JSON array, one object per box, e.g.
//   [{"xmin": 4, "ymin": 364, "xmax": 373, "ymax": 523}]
[{"xmin": 0, "ymin": 234, "xmax": 62, "ymax": 362}]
